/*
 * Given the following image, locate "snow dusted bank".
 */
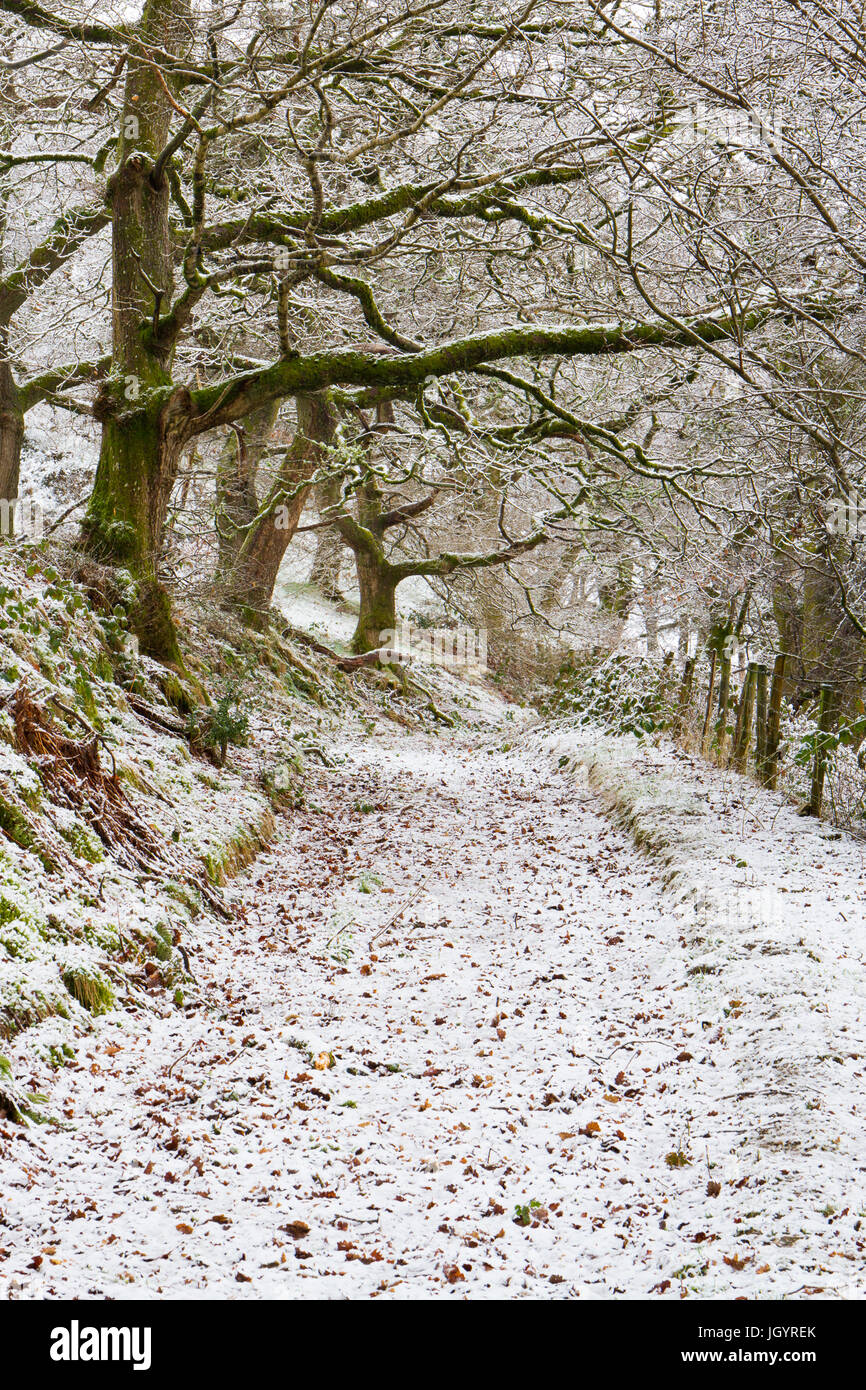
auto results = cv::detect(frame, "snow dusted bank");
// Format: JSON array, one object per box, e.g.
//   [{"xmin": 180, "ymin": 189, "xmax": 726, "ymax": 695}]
[{"xmin": 540, "ymin": 722, "xmax": 866, "ymax": 1296}]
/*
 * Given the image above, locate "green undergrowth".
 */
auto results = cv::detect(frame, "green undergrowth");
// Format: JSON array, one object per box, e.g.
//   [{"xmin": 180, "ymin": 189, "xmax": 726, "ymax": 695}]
[{"xmin": 545, "ymin": 651, "xmax": 679, "ymax": 738}]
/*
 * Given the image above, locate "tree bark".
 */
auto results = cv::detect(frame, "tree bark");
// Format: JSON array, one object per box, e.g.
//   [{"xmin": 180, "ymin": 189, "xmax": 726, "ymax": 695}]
[
  {"xmin": 215, "ymin": 401, "xmax": 279, "ymax": 578},
  {"xmin": 0, "ymin": 352, "xmax": 23, "ymax": 506},
  {"xmin": 83, "ymin": 388, "xmax": 193, "ymax": 570},
  {"xmin": 701, "ymin": 648, "xmax": 717, "ymax": 753},
  {"xmin": 809, "ymin": 684, "xmax": 838, "ymax": 817},
  {"xmin": 78, "ymin": 0, "xmax": 191, "ymax": 662},
  {"xmin": 353, "ymin": 551, "xmax": 399, "ymax": 653},
  {"xmin": 754, "ymin": 662, "xmax": 769, "ymax": 780},
  {"xmin": 763, "ymin": 653, "xmax": 787, "ymax": 789},
  {"xmin": 224, "ymin": 393, "xmax": 337, "ymax": 623},
  {"xmin": 733, "ymin": 661, "xmax": 757, "ymax": 772}
]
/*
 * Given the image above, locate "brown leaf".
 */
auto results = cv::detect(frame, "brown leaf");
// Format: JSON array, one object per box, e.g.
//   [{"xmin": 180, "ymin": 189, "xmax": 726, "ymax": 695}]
[
  {"xmin": 707, "ymin": 1180, "xmax": 722, "ymax": 1197},
  {"xmin": 281, "ymin": 1220, "xmax": 310, "ymax": 1239},
  {"xmin": 723, "ymin": 1253, "xmax": 752, "ymax": 1271},
  {"xmin": 443, "ymin": 1263, "xmax": 465, "ymax": 1284}
]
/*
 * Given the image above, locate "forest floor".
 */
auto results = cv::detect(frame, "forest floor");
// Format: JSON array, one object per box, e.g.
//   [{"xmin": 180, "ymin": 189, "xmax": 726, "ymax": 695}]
[{"xmin": 2, "ymin": 699, "xmax": 866, "ymax": 1300}]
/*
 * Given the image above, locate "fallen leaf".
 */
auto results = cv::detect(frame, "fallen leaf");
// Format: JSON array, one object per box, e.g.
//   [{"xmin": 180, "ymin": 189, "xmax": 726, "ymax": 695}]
[
  {"xmin": 723, "ymin": 1254, "xmax": 752, "ymax": 1271},
  {"xmin": 281, "ymin": 1221, "xmax": 310, "ymax": 1239}
]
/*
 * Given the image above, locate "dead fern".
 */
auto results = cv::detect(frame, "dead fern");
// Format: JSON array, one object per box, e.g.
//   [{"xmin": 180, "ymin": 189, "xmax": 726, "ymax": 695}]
[{"xmin": 1, "ymin": 684, "xmax": 227, "ymax": 916}]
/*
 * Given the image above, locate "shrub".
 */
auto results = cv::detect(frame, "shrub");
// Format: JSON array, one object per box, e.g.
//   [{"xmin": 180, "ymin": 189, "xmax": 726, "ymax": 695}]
[
  {"xmin": 186, "ymin": 688, "xmax": 249, "ymax": 767},
  {"xmin": 547, "ymin": 652, "xmax": 679, "ymax": 738}
]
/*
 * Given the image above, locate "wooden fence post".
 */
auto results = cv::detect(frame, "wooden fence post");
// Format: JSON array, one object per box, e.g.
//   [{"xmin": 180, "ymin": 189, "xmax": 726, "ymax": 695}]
[
  {"xmin": 701, "ymin": 649, "xmax": 717, "ymax": 753},
  {"xmin": 674, "ymin": 655, "xmax": 696, "ymax": 735},
  {"xmin": 808, "ymin": 684, "xmax": 839, "ymax": 818},
  {"xmin": 733, "ymin": 662, "xmax": 758, "ymax": 772},
  {"xmin": 754, "ymin": 663, "xmax": 769, "ymax": 781},
  {"xmin": 714, "ymin": 642, "xmax": 732, "ymax": 755},
  {"xmin": 763, "ymin": 653, "xmax": 787, "ymax": 790}
]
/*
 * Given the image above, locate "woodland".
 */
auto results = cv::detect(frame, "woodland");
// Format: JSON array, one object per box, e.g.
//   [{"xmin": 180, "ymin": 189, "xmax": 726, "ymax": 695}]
[{"xmin": 0, "ymin": 0, "xmax": 865, "ymax": 1308}]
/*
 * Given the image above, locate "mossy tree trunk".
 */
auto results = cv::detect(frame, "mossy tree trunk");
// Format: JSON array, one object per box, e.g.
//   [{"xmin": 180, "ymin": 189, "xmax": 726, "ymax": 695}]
[
  {"xmin": 331, "ymin": 465, "xmax": 409, "ymax": 654},
  {"xmin": 0, "ymin": 350, "xmax": 23, "ymax": 506},
  {"xmin": 78, "ymin": 0, "xmax": 191, "ymax": 663},
  {"xmin": 353, "ymin": 549, "xmax": 399, "ymax": 653},
  {"xmin": 0, "ymin": 96, "xmax": 21, "ymax": 510}
]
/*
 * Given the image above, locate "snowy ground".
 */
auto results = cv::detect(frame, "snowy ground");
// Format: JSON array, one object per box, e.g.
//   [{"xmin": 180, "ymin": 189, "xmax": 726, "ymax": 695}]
[{"xmin": 2, "ymin": 715, "xmax": 866, "ymax": 1299}]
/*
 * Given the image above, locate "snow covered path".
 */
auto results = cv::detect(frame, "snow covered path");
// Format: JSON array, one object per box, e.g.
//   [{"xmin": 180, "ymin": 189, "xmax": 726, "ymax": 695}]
[{"xmin": 2, "ymin": 726, "xmax": 865, "ymax": 1299}]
